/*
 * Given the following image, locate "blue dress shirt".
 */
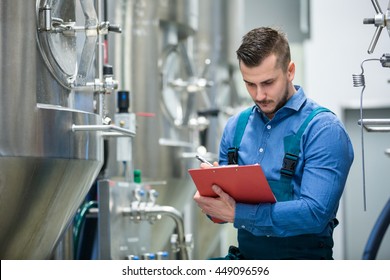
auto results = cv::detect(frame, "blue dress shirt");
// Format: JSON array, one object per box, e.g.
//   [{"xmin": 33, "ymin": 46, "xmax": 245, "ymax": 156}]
[{"xmin": 219, "ymin": 86, "xmax": 354, "ymax": 237}]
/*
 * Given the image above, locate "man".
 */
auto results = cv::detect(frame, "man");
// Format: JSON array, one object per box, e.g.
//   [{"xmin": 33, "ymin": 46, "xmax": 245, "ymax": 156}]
[{"xmin": 193, "ymin": 27, "xmax": 354, "ymax": 260}]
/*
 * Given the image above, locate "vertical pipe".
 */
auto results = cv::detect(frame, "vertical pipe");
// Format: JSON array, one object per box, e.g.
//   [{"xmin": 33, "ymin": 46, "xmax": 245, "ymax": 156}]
[{"xmin": 96, "ymin": 0, "xmax": 104, "ymax": 117}]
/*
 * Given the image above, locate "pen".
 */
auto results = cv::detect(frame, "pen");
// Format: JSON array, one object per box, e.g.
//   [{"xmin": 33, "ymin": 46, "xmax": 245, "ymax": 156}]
[{"xmin": 195, "ymin": 154, "xmax": 214, "ymax": 167}]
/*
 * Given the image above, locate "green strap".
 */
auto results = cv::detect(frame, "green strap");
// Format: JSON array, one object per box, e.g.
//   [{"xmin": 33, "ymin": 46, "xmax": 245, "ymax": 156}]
[
  {"xmin": 233, "ymin": 106, "xmax": 330, "ymax": 152},
  {"xmin": 272, "ymin": 107, "xmax": 332, "ymax": 201},
  {"xmin": 283, "ymin": 107, "xmax": 331, "ymax": 156},
  {"xmin": 296, "ymin": 107, "xmax": 331, "ymax": 141},
  {"xmin": 233, "ymin": 107, "xmax": 253, "ymax": 148},
  {"xmin": 228, "ymin": 107, "xmax": 253, "ymax": 164},
  {"xmin": 281, "ymin": 107, "xmax": 331, "ymax": 179},
  {"xmin": 230, "ymin": 106, "xmax": 331, "ymax": 167}
]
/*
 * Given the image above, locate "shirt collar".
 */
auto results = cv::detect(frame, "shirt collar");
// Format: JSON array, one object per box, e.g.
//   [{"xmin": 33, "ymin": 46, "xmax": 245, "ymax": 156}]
[{"xmin": 283, "ymin": 85, "xmax": 307, "ymax": 112}]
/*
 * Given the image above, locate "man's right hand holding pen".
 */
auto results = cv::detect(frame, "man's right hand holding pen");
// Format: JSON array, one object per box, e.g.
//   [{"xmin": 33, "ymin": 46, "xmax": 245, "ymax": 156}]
[
  {"xmin": 195, "ymin": 154, "xmax": 219, "ymax": 168},
  {"xmin": 193, "ymin": 155, "xmax": 235, "ymax": 223}
]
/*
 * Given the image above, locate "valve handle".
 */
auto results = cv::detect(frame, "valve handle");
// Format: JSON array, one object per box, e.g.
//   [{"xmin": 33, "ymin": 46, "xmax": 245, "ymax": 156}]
[
  {"xmin": 368, "ymin": 26, "xmax": 384, "ymax": 54},
  {"xmin": 363, "ymin": 0, "xmax": 388, "ymax": 54}
]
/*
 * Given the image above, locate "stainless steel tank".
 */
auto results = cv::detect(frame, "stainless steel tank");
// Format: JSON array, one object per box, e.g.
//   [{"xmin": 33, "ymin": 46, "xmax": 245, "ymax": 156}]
[{"xmin": 0, "ymin": 0, "xmax": 104, "ymax": 259}]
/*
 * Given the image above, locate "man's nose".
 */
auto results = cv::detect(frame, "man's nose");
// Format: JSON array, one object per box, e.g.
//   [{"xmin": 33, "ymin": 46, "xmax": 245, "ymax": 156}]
[{"xmin": 256, "ymin": 86, "xmax": 266, "ymax": 100}]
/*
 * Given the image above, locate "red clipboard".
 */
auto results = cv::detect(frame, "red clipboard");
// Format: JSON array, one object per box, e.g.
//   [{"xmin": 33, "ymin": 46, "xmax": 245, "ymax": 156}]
[{"xmin": 188, "ymin": 164, "xmax": 276, "ymax": 204}]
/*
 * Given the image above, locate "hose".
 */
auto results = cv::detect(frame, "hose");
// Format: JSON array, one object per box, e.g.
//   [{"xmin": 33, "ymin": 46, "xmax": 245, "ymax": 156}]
[
  {"xmin": 362, "ymin": 198, "xmax": 390, "ymax": 259},
  {"xmin": 73, "ymin": 200, "xmax": 98, "ymax": 259}
]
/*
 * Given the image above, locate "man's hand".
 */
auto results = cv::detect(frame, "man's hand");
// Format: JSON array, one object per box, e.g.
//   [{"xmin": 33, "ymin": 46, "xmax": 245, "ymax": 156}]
[
  {"xmin": 193, "ymin": 185, "xmax": 236, "ymax": 223},
  {"xmin": 200, "ymin": 161, "xmax": 219, "ymax": 169}
]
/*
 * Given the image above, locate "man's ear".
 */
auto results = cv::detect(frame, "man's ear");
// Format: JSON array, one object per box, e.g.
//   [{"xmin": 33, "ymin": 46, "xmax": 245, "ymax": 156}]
[{"xmin": 287, "ymin": 61, "xmax": 296, "ymax": 81}]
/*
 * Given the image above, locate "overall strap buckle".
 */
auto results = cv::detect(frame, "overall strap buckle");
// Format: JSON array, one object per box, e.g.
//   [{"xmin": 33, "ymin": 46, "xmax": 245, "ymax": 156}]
[
  {"xmin": 281, "ymin": 153, "xmax": 299, "ymax": 177},
  {"xmin": 228, "ymin": 147, "xmax": 239, "ymax": 165}
]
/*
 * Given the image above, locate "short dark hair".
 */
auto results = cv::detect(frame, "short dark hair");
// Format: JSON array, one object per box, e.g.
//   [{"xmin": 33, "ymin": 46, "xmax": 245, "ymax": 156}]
[{"xmin": 236, "ymin": 27, "xmax": 291, "ymax": 71}]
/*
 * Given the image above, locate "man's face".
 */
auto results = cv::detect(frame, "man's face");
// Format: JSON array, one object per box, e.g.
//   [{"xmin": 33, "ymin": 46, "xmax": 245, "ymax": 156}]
[{"xmin": 240, "ymin": 54, "xmax": 295, "ymax": 119}]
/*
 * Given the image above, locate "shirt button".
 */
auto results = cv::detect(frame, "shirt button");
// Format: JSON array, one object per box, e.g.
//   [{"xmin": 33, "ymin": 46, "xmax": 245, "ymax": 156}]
[
  {"xmin": 241, "ymin": 225, "xmax": 246, "ymax": 229},
  {"xmin": 267, "ymin": 125, "xmax": 271, "ymax": 130},
  {"xmin": 259, "ymin": 148, "xmax": 264, "ymax": 153}
]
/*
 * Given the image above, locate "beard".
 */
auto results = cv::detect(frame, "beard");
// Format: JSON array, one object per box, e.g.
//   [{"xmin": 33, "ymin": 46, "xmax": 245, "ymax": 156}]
[{"xmin": 257, "ymin": 84, "xmax": 291, "ymax": 119}]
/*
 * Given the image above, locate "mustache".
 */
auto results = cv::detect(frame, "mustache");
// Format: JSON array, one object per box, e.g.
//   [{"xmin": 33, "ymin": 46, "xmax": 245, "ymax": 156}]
[{"xmin": 257, "ymin": 100, "xmax": 272, "ymax": 105}]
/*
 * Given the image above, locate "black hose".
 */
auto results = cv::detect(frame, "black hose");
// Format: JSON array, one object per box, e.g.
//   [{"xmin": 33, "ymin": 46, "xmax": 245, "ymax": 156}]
[{"xmin": 362, "ymin": 198, "xmax": 390, "ymax": 259}]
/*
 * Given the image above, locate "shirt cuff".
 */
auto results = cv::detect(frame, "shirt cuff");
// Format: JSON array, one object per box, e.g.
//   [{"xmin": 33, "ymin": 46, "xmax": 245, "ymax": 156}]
[
  {"xmin": 234, "ymin": 202, "xmax": 258, "ymax": 231},
  {"xmin": 234, "ymin": 202, "xmax": 274, "ymax": 236}
]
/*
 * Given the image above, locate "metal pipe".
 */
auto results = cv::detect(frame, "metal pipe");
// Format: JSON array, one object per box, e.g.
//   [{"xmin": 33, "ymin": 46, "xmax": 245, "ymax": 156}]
[
  {"xmin": 123, "ymin": 205, "xmax": 190, "ymax": 260},
  {"xmin": 144, "ymin": 206, "xmax": 189, "ymax": 260},
  {"xmin": 358, "ymin": 118, "xmax": 390, "ymax": 125},
  {"xmin": 96, "ymin": 0, "xmax": 105, "ymax": 118},
  {"xmin": 358, "ymin": 118, "xmax": 390, "ymax": 132},
  {"xmin": 72, "ymin": 124, "xmax": 135, "ymax": 137}
]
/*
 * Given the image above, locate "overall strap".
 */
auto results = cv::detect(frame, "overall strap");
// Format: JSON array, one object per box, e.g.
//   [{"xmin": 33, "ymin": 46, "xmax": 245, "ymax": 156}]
[
  {"xmin": 227, "ymin": 106, "xmax": 253, "ymax": 165},
  {"xmin": 271, "ymin": 107, "xmax": 331, "ymax": 201},
  {"xmin": 296, "ymin": 107, "xmax": 331, "ymax": 140},
  {"xmin": 280, "ymin": 107, "xmax": 331, "ymax": 178}
]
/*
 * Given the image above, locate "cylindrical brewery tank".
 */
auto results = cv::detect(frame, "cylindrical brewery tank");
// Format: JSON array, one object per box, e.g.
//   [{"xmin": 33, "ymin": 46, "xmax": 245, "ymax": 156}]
[{"xmin": 0, "ymin": 0, "xmax": 103, "ymax": 259}]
